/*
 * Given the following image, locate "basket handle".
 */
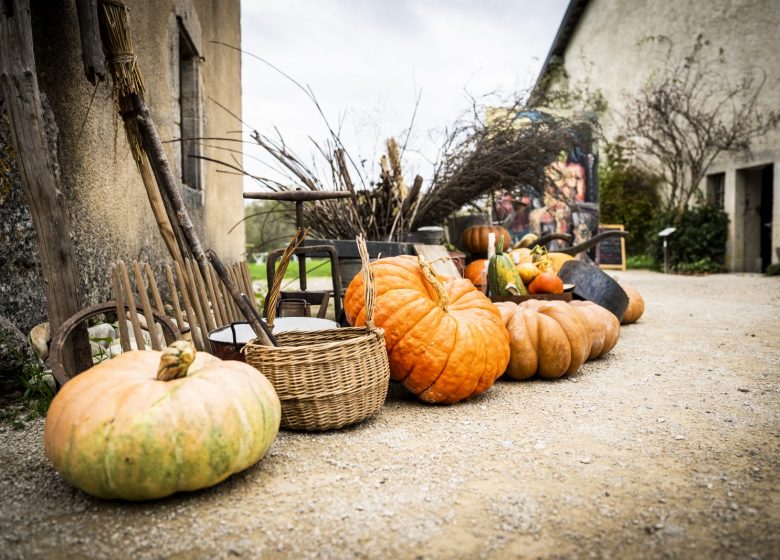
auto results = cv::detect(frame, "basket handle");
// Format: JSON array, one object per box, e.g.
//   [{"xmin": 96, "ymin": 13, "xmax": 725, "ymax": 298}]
[
  {"xmin": 356, "ymin": 234, "xmax": 376, "ymax": 330},
  {"xmin": 265, "ymin": 228, "xmax": 308, "ymax": 328}
]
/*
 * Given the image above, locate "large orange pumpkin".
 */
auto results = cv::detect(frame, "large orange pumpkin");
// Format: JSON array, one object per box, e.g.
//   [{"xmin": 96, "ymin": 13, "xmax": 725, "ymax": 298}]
[
  {"xmin": 44, "ymin": 341, "xmax": 281, "ymax": 500},
  {"xmin": 345, "ymin": 255, "xmax": 510, "ymax": 404},
  {"xmin": 460, "ymin": 225, "xmax": 511, "ymax": 255}
]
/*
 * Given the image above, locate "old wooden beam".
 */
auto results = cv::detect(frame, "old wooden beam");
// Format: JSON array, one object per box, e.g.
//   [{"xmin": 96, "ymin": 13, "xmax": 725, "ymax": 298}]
[
  {"xmin": 0, "ymin": 0, "xmax": 91, "ymax": 374},
  {"xmin": 74, "ymin": 0, "xmax": 105, "ymax": 85}
]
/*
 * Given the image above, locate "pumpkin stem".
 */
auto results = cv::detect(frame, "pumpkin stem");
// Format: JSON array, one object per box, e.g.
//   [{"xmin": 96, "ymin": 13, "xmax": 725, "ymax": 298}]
[
  {"xmin": 418, "ymin": 256, "xmax": 449, "ymax": 312},
  {"xmin": 157, "ymin": 340, "xmax": 196, "ymax": 381}
]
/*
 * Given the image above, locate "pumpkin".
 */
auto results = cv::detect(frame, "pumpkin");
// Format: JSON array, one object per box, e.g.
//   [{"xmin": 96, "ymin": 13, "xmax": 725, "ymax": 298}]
[
  {"xmin": 496, "ymin": 300, "xmax": 590, "ymax": 380},
  {"xmin": 460, "ymin": 225, "xmax": 511, "ymax": 256},
  {"xmin": 528, "ymin": 271, "xmax": 564, "ymax": 294},
  {"xmin": 569, "ymin": 300, "xmax": 621, "ymax": 359},
  {"xmin": 516, "ymin": 262, "xmax": 541, "ymax": 285},
  {"xmin": 621, "ymin": 285, "xmax": 645, "ymax": 324},
  {"xmin": 487, "ymin": 237, "xmax": 527, "ymax": 296},
  {"xmin": 345, "ymin": 255, "xmax": 510, "ymax": 404},
  {"xmin": 464, "ymin": 259, "xmax": 488, "ymax": 288},
  {"xmin": 509, "ymin": 248, "xmax": 532, "ymax": 265},
  {"xmin": 548, "ymin": 252, "xmax": 574, "ymax": 273},
  {"xmin": 44, "ymin": 341, "xmax": 281, "ymax": 501}
]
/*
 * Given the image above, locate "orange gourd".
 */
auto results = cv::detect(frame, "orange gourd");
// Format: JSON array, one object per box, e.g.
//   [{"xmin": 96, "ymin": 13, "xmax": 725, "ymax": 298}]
[
  {"xmin": 345, "ymin": 255, "xmax": 510, "ymax": 404},
  {"xmin": 528, "ymin": 271, "xmax": 564, "ymax": 294},
  {"xmin": 464, "ymin": 259, "xmax": 488, "ymax": 288}
]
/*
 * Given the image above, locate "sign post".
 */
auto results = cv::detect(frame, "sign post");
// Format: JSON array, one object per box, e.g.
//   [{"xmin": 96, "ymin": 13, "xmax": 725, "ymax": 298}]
[{"xmin": 657, "ymin": 227, "xmax": 677, "ymax": 273}]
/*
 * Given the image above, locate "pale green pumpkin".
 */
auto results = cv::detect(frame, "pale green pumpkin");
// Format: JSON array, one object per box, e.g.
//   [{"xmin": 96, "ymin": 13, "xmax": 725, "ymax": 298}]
[{"xmin": 44, "ymin": 341, "xmax": 281, "ymax": 501}]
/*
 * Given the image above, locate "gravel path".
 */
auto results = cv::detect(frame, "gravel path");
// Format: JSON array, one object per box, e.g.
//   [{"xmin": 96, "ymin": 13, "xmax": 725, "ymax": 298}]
[{"xmin": 1, "ymin": 271, "xmax": 779, "ymax": 559}]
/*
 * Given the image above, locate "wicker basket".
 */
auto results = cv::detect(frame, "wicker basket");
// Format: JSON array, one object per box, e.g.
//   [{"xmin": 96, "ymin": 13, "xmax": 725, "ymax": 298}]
[{"xmin": 244, "ymin": 234, "xmax": 390, "ymax": 431}]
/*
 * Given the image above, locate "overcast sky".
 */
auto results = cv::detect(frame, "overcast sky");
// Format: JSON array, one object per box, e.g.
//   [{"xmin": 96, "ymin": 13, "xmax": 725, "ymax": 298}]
[{"xmin": 238, "ymin": 0, "xmax": 569, "ymax": 191}]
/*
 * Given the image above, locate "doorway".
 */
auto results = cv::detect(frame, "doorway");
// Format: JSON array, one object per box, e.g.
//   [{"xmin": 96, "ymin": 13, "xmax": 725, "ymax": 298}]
[
  {"xmin": 759, "ymin": 165, "xmax": 773, "ymax": 272},
  {"xmin": 739, "ymin": 164, "xmax": 774, "ymax": 272}
]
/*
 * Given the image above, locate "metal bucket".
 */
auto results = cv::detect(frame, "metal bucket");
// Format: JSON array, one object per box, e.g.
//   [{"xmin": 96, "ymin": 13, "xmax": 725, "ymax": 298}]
[{"xmin": 208, "ymin": 318, "xmax": 341, "ymax": 361}]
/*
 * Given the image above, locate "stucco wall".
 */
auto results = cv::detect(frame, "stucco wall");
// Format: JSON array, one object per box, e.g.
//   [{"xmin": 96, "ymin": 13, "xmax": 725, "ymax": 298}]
[
  {"xmin": 0, "ymin": 0, "xmax": 243, "ymax": 332},
  {"xmin": 544, "ymin": 0, "xmax": 780, "ymax": 270}
]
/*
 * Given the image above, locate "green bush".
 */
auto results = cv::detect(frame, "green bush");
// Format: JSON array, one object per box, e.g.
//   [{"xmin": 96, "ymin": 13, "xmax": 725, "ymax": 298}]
[
  {"xmin": 765, "ymin": 263, "xmax": 780, "ymax": 276},
  {"xmin": 650, "ymin": 205, "xmax": 729, "ymax": 273},
  {"xmin": 599, "ymin": 143, "xmax": 662, "ymax": 255}
]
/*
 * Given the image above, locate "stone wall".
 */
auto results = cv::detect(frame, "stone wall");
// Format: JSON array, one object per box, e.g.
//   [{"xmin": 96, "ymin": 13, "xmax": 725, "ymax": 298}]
[
  {"xmin": 0, "ymin": 0, "xmax": 243, "ymax": 333},
  {"xmin": 0, "ymin": 92, "xmax": 46, "ymax": 333}
]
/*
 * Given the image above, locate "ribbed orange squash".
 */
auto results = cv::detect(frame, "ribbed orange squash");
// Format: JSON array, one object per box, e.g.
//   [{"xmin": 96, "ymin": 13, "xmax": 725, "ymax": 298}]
[
  {"xmin": 345, "ymin": 255, "xmax": 510, "ymax": 404},
  {"xmin": 569, "ymin": 300, "xmax": 620, "ymax": 359},
  {"xmin": 495, "ymin": 300, "xmax": 590, "ymax": 380},
  {"xmin": 460, "ymin": 225, "xmax": 511, "ymax": 255}
]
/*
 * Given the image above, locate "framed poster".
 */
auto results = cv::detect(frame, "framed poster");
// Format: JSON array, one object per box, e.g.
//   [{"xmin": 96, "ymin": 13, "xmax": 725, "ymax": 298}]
[{"xmin": 596, "ymin": 224, "xmax": 626, "ymax": 271}]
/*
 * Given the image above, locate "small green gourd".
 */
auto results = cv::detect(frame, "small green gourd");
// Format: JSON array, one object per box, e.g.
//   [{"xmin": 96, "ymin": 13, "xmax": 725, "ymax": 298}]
[{"xmin": 487, "ymin": 236, "xmax": 527, "ymax": 296}]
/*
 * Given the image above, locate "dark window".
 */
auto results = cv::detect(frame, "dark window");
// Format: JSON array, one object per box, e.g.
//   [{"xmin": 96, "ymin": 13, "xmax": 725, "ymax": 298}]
[
  {"xmin": 179, "ymin": 21, "xmax": 201, "ymax": 190},
  {"xmin": 706, "ymin": 172, "xmax": 725, "ymax": 209}
]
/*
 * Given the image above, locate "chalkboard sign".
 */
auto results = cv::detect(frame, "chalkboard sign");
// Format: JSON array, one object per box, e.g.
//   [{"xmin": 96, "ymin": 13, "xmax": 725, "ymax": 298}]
[{"xmin": 596, "ymin": 224, "xmax": 626, "ymax": 271}]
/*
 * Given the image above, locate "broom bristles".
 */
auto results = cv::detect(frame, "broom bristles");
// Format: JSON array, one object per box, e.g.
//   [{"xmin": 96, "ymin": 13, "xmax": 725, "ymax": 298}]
[{"xmin": 99, "ymin": 0, "xmax": 146, "ymax": 160}]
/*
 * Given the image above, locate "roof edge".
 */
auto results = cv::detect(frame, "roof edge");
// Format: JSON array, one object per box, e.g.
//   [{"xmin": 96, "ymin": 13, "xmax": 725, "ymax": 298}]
[{"xmin": 529, "ymin": 0, "xmax": 590, "ymax": 105}]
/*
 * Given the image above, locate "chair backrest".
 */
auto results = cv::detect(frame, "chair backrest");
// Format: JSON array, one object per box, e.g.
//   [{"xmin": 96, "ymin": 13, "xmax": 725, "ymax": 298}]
[{"xmin": 111, "ymin": 258, "xmax": 257, "ymax": 353}]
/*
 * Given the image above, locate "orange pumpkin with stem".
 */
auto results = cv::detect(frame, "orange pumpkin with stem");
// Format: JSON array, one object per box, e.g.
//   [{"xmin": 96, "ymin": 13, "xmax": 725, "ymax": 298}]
[{"xmin": 345, "ymin": 255, "xmax": 509, "ymax": 404}]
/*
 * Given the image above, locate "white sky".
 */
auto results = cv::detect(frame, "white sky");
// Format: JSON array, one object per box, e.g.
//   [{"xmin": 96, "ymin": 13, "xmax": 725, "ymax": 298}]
[{"xmin": 237, "ymin": 0, "xmax": 569, "ymax": 191}]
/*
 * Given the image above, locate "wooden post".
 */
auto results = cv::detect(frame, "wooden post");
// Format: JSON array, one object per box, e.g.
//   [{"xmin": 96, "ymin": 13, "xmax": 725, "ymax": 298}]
[
  {"xmin": 74, "ymin": 0, "xmax": 105, "ymax": 85},
  {"xmin": 0, "ymin": 0, "xmax": 91, "ymax": 373}
]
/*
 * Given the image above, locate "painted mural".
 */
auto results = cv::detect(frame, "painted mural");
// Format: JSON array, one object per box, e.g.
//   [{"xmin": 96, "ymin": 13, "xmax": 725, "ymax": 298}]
[{"xmin": 493, "ymin": 137, "xmax": 599, "ymax": 251}]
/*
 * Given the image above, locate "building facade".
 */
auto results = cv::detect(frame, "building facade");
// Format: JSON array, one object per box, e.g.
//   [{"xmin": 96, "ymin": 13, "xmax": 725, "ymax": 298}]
[
  {"xmin": 532, "ymin": 0, "xmax": 780, "ymax": 272},
  {"xmin": 0, "ymin": 0, "xmax": 244, "ymax": 332}
]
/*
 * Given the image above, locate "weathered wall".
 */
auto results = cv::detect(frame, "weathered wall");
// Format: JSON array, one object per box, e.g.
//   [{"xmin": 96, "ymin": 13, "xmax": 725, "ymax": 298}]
[
  {"xmin": 0, "ymin": 0, "xmax": 243, "ymax": 332},
  {"xmin": 0, "ymin": 91, "xmax": 46, "ymax": 333},
  {"xmin": 544, "ymin": 0, "xmax": 780, "ymax": 270}
]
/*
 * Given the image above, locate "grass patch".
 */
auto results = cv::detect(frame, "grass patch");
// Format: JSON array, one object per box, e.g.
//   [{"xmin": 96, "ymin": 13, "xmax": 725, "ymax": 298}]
[
  {"xmin": 248, "ymin": 258, "xmax": 332, "ymax": 282},
  {"xmin": 626, "ymin": 254, "xmax": 656, "ymax": 270}
]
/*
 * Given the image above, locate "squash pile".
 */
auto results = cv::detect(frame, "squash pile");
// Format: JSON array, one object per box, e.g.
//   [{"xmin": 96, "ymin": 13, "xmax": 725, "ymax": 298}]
[
  {"xmin": 345, "ymin": 255, "xmax": 510, "ymax": 404},
  {"xmin": 495, "ymin": 300, "xmax": 620, "ymax": 380},
  {"xmin": 44, "ymin": 341, "xmax": 281, "ymax": 500}
]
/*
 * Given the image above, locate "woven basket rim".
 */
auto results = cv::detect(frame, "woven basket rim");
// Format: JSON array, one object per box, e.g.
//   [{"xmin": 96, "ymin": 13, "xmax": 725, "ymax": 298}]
[{"xmin": 244, "ymin": 326, "xmax": 383, "ymax": 354}]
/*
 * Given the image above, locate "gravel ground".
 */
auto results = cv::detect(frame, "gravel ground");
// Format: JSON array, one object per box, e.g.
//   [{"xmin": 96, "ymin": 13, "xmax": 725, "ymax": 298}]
[{"xmin": 1, "ymin": 270, "xmax": 779, "ymax": 560}]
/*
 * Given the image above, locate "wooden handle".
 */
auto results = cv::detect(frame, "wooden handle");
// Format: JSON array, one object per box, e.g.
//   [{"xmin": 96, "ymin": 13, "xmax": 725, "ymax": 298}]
[{"xmin": 206, "ymin": 250, "xmax": 276, "ymax": 346}]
